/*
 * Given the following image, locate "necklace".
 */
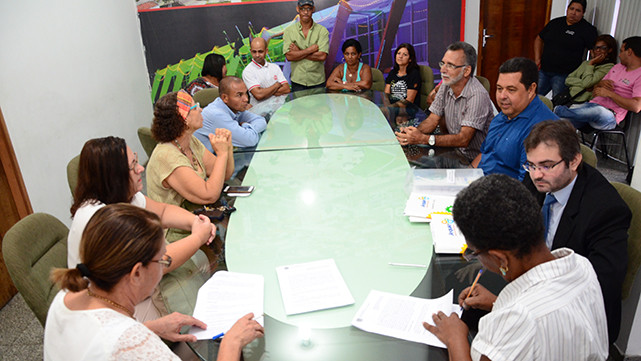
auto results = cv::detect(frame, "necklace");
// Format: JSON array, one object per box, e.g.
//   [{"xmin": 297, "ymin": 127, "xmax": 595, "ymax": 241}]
[
  {"xmin": 87, "ymin": 289, "xmax": 134, "ymax": 318},
  {"xmin": 174, "ymin": 139, "xmax": 199, "ymax": 169}
]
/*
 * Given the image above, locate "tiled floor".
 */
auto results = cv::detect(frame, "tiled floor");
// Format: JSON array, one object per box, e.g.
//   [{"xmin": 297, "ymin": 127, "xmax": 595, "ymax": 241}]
[{"xmin": 0, "ymin": 155, "xmax": 633, "ymax": 360}]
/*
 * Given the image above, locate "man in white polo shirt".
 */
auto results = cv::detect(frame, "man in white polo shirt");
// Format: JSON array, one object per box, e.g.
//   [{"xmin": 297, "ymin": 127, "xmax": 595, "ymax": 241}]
[{"xmin": 242, "ymin": 37, "xmax": 290, "ymax": 108}]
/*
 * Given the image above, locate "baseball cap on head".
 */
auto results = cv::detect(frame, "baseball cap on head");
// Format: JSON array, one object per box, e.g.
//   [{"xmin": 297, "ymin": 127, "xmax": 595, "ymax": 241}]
[{"xmin": 298, "ymin": 0, "xmax": 314, "ymax": 7}]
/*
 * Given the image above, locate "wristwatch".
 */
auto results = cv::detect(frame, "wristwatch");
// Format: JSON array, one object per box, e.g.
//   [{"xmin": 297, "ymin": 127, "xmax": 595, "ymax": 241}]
[{"xmin": 428, "ymin": 135, "xmax": 436, "ymax": 146}]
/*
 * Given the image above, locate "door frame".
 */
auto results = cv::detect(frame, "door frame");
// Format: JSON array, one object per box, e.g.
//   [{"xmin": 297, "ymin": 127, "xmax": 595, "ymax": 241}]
[{"xmin": 0, "ymin": 107, "xmax": 32, "ymax": 220}]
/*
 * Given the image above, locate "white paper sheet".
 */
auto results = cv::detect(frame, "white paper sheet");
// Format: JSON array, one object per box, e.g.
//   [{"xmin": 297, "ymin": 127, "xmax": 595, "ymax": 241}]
[
  {"xmin": 351, "ymin": 289, "xmax": 461, "ymax": 348},
  {"xmin": 276, "ymin": 258, "xmax": 354, "ymax": 315},
  {"xmin": 430, "ymin": 214, "xmax": 467, "ymax": 254},
  {"xmin": 188, "ymin": 271, "xmax": 264, "ymax": 340}
]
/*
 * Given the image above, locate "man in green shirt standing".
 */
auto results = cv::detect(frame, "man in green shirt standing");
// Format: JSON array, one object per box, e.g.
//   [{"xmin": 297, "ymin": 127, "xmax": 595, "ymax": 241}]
[{"xmin": 283, "ymin": 0, "xmax": 329, "ymax": 91}]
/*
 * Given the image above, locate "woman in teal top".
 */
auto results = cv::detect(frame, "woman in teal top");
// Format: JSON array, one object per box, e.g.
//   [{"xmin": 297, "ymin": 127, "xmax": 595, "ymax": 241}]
[
  {"xmin": 564, "ymin": 34, "xmax": 618, "ymax": 103},
  {"xmin": 326, "ymin": 39, "xmax": 372, "ymax": 92}
]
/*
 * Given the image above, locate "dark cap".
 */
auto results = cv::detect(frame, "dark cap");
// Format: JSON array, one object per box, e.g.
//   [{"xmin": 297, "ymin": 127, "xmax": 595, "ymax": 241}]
[{"xmin": 298, "ymin": 0, "xmax": 314, "ymax": 7}]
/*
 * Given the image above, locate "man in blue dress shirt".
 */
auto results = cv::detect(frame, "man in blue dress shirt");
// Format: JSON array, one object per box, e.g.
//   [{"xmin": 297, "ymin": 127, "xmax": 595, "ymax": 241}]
[
  {"xmin": 196, "ymin": 76, "xmax": 267, "ymax": 150},
  {"xmin": 472, "ymin": 57, "xmax": 559, "ymax": 180}
]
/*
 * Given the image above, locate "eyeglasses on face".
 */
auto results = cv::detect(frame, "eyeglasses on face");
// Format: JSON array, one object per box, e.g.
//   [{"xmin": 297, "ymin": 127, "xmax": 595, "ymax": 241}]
[
  {"xmin": 299, "ymin": 6, "xmax": 313, "ymax": 13},
  {"xmin": 438, "ymin": 61, "xmax": 467, "ymax": 71},
  {"xmin": 593, "ymin": 45, "xmax": 608, "ymax": 51},
  {"xmin": 190, "ymin": 102, "xmax": 201, "ymax": 111},
  {"xmin": 462, "ymin": 247, "xmax": 484, "ymax": 262},
  {"xmin": 129, "ymin": 152, "xmax": 139, "ymax": 171},
  {"xmin": 150, "ymin": 255, "xmax": 172, "ymax": 268},
  {"xmin": 522, "ymin": 159, "xmax": 564, "ymax": 173}
]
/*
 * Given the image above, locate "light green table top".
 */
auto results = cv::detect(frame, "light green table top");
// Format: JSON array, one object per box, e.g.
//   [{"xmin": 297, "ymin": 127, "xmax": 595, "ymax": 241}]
[
  {"xmin": 256, "ymin": 93, "xmax": 398, "ymax": 151},
  {"xmin": 226, "ymin": 144, "xmax": 433, "ymax": 328},
  {"xmin": 190, "ymin": 92, "xmax": 461, "ymax": 361}
]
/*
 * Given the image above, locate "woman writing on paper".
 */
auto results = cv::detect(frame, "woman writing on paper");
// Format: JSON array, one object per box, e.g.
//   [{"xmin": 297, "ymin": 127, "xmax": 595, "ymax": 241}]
[
  {"xmin": 45, "ymin": 204, "xmax": 263, "ymax": 361},
  {"xmin": 424, "ymin": 175, "xmax": 607, "ymax": 360}
]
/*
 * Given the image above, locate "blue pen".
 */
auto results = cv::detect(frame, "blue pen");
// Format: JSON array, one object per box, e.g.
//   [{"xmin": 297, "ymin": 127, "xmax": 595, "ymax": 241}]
[{"xmin": 212, "ymin": 332, "xmax": 225, "ymax": 341}]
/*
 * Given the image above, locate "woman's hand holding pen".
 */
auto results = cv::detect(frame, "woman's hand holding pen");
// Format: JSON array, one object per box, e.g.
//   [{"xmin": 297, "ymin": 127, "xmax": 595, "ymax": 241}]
[{"xmin": 458, "ymin": 284, "xmax": 496, "ymax": 312}]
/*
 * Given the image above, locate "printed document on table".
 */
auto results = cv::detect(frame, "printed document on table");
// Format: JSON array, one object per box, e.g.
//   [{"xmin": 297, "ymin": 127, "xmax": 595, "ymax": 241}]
[
  {"xmin": 404, "ymin": 193, "xmax": 455, "ymax": 220},
  {"xmin": 430, "ymin": 214, "xmax": 467, "ymax": 254},
  {"xmin": 351, "ymin": 289, "xmax": 461, "ymax": 348},
  {"xmin": 276, "ymin": 258, "xmax": 354, "ymax": 315},
  {"xmin": 189, "ymin": 271, "xmax": 264, "ymax": 340}
]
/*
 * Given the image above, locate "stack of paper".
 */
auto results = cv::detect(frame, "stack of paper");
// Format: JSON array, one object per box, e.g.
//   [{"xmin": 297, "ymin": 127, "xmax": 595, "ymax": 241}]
[
  {"xmin": 276, "ymin": 259, "xmax": 354, "ymax": 315},
  {"xmin": 429, "ymin": 214, "xmax": 467, "ymax": 254},
  {"xmin": 189, "ymin": 271, "xmax": 264, "ymax": 340},
  {"xmin": 403, "ymin": 193, "xmax": 455, "ymax": 223},
  {"xmin": 351, "ymin": 289, "xmax": 461, "ymax": 348}
]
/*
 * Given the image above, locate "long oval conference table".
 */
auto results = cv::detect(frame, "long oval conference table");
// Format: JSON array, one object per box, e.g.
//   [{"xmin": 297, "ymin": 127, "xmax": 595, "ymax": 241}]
[{"xmin": 189, "ymin": 90, "xmax": 482, "ymax": 361}]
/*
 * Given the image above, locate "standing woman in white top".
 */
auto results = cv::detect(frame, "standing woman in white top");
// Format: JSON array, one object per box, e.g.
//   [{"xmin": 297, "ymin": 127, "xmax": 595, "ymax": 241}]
[
  {"xmin": 45, "ymin": 204, "xmax": 264, "ymax": 361},
  {"xmin": 68, "ymin": 136, "xmax": 214, "ymax": 320},
  {"xmin": 424, "ymin": 174, "xmax": 608, "ymax": 361}
]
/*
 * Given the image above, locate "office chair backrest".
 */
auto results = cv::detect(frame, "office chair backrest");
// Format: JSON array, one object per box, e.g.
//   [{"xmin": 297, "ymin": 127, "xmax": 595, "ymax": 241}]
[
  {"xmin": 66, "ymin": 154, "xmax": 80, "ymax": 195},
  {"xmin": 580, "ymin": 143, "xmax": 597, "ymax": 168},
  {"xmin": 538, "ymin": 95, "xmax": 553, "ymax": 111},
  {"xmin": 418, "ymin": 65, "xmax": 435, "ymax": 110},
  {"xmin": 193, "ymin": 87, "xmax": 220, "ymax": 108},
  {"xmin": 137, "ymin": 126, "xmax": 158, "ymax": 158},
  {"xmin": 611, "ymin": 182, "xmax": 641, "ymax": 300},
  {"xmin": 475, "ymin": 75, "xmax": 491, "ymax": 93},
  {"xmin": 371, "ymin": 68, "xmax": 385, "ymax": 92},
  {"xmin": 3, "ymin": 213, "xmax": 68, "ymax": 326}
]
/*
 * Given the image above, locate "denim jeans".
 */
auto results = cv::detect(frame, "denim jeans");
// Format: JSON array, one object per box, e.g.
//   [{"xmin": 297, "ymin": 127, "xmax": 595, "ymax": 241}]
[
  {"xmin": 554, "ymin": 102, "xmax": 617, "ymax": 130},
  {"xmin": 538, "ymin": 71, "xmax": 568, "ymax": 98}
]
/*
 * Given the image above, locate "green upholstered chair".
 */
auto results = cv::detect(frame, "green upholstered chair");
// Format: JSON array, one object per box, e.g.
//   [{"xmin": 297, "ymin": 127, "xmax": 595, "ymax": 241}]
[
  {"xmin": 3, "ymin": 213, "xmax": 68, "ymax": 326},
  {"xmin": 612, "ymin": 182, "xmax": 641, "ymax": 352},
  {"xmin": 138, "ymin": 126, "xmax": 158, "ymax": 159},
  {"xmin": 538, "ymin": 95, "xmax": 554, "ymax": 111},
  {"xmin": 418, "ymin": 65, "xmax": 435, "ymax": 110},
  {"xmin": 475, "ymin": 75, "xmax": 491, "ymax": 93},
  {"xmin": 580, "ymin": 143, "xmax": 597, "ymax": 168},
  {"xmin": 611, "ymin": 182, "xmax": 641, "ymax": 300},
  {"xmin": 66, "ymin": 154, "xmax": 80, "ymax": 195},
  {"xmin": 371, "ymin": 68, "xmax": 385, "ymax": 92},
  {"xmin": 193, "ymin": 87, "xmax": 220, "ymax": 108}
]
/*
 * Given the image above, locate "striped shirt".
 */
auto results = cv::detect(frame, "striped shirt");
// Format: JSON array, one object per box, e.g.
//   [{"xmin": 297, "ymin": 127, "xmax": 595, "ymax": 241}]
[
  {"xmin": 429, "ymin": 77, "xmax": 494, "ymax": 162},
  {"xmin": 471, "ymin": 248, "xmax": 608, "ymax": 361}
]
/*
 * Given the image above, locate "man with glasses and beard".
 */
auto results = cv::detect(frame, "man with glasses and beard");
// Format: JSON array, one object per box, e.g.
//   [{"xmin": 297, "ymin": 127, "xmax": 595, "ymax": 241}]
[
  {"xmin": 522, "ymin": 120, "xmax": 630, "ymax": 344},
  {"xmin": 395, "ymin": 42, "xmax": 494, "ymax": 162}
]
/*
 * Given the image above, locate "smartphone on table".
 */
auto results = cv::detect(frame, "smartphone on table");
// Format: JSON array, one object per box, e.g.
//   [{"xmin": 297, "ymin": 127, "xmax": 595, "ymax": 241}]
[{"xmin": 224, "ymin": 185, "xmax": 255, "ymax": 197}]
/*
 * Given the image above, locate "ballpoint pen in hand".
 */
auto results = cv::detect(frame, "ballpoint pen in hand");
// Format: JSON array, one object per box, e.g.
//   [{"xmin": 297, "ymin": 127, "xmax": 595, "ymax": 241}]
[{"xmin": 461, "ymin": 269, "xmax": 484, "ymax": 310}]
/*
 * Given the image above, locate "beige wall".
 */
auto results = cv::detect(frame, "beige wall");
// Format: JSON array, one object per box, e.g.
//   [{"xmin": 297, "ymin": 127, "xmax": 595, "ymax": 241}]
[{"xmin": 0, "ymin": 0, "xmax": 152, "ymax": 225}]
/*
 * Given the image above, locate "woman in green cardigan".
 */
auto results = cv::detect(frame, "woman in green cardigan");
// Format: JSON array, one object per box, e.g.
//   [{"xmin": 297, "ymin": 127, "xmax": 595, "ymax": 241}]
[{"xmin": 565, "ymin": 34, "xmax": 618, "ymax": 103}]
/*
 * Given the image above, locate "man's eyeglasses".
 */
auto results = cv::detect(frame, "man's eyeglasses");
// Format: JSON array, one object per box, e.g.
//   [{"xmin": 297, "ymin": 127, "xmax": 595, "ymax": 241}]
[
  {"xmin": 593, "ymin": 45, "xmax": 608, "ymax": 51},
  {"xmin": 299, "ymin": 6, "xmax": 313, "ymax": 13},
  {"xmin": 150, "ymin": 255, "xmax": 172, "ymax": 268},
  {"xmin": 129, "ymin": 152, "xmax": 139, "ymax": 171},
  {"xmin": 438, "ymin": 61, "xmax": 467, "ymax": 71},
  {"xmin": 522, "ymin": 159, "xmax": 564, "ymax": 173}
]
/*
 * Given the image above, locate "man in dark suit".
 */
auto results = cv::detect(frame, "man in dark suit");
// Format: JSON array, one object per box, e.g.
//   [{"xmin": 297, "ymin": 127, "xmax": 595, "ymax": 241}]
[{"xmin": 522, "ymin": 120, "xmax": 631, "ymax": 343}]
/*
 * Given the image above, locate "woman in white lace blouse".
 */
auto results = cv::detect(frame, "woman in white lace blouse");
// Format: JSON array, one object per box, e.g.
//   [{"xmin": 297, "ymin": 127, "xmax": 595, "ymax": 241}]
[{"xmin": 44, "ymin": 204, "xmax": 264, "ymax": 361}]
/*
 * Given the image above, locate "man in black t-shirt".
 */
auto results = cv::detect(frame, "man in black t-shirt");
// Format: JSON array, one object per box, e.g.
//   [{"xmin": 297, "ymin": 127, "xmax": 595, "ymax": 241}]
[{"xmin": 534, "ymin": 0, "xmax": 597, "ymax": 97}]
